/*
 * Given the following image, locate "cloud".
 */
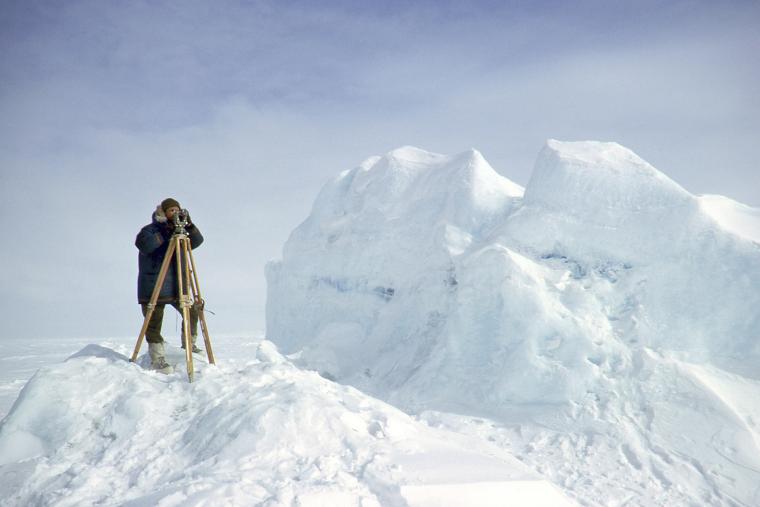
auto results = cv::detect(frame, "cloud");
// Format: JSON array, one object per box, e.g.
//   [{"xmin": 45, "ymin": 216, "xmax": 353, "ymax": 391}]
[{"xmin": 1, "ymin": 0, "xmax": 758, "ymax": 340}]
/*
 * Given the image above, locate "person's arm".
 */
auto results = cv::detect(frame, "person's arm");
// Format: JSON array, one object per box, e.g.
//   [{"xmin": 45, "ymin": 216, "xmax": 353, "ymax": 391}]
[
  {"xmin": 188, "ymin": 223, "xmax": 204, "ymax": 249},
  {"xmin": 185, "ymin": 210, "xmax": 204, "ymax": 249},
  {"xmin": 135, "ymin": 224, "xmax": 166, "ymax": 254}
]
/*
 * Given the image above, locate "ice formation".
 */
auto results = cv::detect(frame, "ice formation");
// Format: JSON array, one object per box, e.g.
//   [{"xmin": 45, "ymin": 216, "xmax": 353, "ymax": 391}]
[{"xmin": 267, "ymin": 140, "xmax": 760, "ymax": 504}]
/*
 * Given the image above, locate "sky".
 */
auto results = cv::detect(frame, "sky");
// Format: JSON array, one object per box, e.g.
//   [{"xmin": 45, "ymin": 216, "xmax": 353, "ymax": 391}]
[{"xmin": 1, "ymin": 0, "xmax": 758, "ymax": 341}]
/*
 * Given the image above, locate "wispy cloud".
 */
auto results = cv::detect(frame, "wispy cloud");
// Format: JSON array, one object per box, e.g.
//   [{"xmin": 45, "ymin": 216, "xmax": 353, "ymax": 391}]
[{"xmin": 1, "ymin": 0, "xmax": 758, "ymax": 339}]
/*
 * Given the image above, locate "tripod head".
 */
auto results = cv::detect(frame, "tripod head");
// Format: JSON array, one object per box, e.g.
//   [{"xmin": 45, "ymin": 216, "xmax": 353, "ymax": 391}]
[{"xmin": 171, "ymin": 208, "xmax": 191, "ymax": 235}]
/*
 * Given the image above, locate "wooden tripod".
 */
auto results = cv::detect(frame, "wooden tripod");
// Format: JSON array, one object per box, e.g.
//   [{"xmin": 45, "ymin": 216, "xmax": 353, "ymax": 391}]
[{"xmin": 130, "ymin": 229, "xmax": 215, "ymax": 382}]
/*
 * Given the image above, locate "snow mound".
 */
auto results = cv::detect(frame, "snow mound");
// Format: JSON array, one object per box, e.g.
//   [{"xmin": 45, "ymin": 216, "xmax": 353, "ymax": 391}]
[
  {"xmin": 513, "ymin": 140, "xmax": 700, "ymax": 263},
  {"xmin": 0, "ymin": 343, "xmax": 574, "ymax": 507},
  {"xmin": 698, "ymin": 193, "xmax": 760, "ymax": 243},
  {"xmin": 269, "ymin": 146, "xmax": 525, "ymax": 358},
  {"xmin": 267, "ymin": 141, "xmax": 760, "ymax": 505},
  {"xmin": 525, "ymin": 140, "xmax": 692, "ymax": 216}
]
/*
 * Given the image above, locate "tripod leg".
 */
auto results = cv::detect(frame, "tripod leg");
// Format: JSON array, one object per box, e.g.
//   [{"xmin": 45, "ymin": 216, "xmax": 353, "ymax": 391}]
[
  {"xmin": 177, "ymin": 237, "xmax": 194, "ymax": 382},
  {"xmin": 186, "ymin": 243, "xmax": 216, "ymax": 365},
  {"xmin": 132, "ymin": 237, "xmax": 177, "ymax": 362},
  {"xmin": 182, "ymin": 238, "xmax": 202, "ymax": 356}
]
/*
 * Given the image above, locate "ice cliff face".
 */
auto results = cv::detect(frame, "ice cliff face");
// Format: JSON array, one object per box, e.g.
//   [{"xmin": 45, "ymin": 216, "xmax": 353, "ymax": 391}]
[
  {"xmin": 266, "ymin": 140, "xmax": 760, "ymax": 410},
  {"xmin": 267, "ymin": 140, "xmax": 760, "ymax": 504},
  {"xmin": 267, "ymin": 147, "xmax": 523, "ymax": 400}
]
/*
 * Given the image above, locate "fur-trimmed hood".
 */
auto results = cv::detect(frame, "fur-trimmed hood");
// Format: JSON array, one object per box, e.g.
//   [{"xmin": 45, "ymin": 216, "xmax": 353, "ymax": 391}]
[{"xmin": 152, "ymin": 205, "xmax": 169, "ymax": 224}]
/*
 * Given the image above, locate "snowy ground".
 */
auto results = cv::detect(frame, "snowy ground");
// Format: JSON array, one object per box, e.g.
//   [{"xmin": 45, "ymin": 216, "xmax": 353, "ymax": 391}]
[
  {"xmin": 4, "ymin": 335, "xmax": 759, "ymax": 506},
  {"xmin": 0, "ymin": 335, "xmax": 258, "ymax": 422},
  {"xmin": 0, "ymin": 336, "xmax": 574, "ymax": 506}
]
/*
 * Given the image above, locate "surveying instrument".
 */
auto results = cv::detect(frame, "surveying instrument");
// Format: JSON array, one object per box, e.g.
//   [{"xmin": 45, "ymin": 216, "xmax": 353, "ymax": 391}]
[{"xmin": 130, "ymin": 209, "xmax": 215, "ymax": 382}]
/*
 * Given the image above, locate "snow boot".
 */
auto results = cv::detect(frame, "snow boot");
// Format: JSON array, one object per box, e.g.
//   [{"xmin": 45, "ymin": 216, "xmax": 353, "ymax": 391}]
[
  {"xmin": 181, "ymin": 333, "xmax": 202, "ymax": 354},
  {"xmin": 148, "ymin": 341, "xmax": 173, "ymax": 374}
]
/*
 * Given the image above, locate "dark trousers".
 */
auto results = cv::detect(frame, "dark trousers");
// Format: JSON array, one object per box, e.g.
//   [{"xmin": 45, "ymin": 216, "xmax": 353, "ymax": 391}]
[{"xmin": 141, "ymin": 302, "xmax": 199, "ymax": 344}]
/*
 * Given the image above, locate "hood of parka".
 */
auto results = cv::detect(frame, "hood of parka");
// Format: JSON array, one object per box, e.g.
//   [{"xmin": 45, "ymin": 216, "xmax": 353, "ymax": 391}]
[{"xmin": 153, "ymin": 205, "xmax": 169, "ymax": 225}]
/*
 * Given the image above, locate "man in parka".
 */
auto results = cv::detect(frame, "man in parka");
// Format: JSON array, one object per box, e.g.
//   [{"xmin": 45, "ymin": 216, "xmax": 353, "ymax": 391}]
[{"xmin": 135, "ymin": 198, "xmax": 204, "ymax": 373}]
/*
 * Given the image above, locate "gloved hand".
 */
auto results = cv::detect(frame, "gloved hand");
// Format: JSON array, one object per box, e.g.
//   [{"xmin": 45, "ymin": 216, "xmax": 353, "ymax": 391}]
[{"xmin": 184, "ymin": 209, "xmax": 193, "ymax": 226}]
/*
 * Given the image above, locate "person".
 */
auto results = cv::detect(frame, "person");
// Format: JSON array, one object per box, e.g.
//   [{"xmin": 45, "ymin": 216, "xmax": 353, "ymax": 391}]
[{"xmin": 135, "ymin": 198, "xmax": 204, "ymax": 373}]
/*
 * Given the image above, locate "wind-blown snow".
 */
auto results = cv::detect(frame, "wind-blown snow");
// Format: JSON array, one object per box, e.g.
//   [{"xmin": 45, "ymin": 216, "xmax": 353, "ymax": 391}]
[
  {"xmin": 267, "ymin": 140, "xmax": 760, "ymax": 505},
  {"xmin": 0, "ymin": 341, "xmax": 573, "ymax": 506},
  {"xmin": 698, "ymin": 193, "xmax": 760, "ymax": 243}
]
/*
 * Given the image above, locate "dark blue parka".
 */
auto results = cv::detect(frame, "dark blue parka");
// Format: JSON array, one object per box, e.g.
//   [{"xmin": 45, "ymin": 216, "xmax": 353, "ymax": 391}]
[{"xmin": 136, "ymin": 206, "xmax": 204, "ymax": 304}]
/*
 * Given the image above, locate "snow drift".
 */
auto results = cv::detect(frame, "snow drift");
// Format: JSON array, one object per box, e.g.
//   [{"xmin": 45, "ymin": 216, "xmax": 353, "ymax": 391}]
[
  {"xmin": 0, "ymin": 342, "xmax": 573, "ymax": 506},
  {"xmin": 266, "ymin": 140, "xmax": 760, "ymax": 505}
]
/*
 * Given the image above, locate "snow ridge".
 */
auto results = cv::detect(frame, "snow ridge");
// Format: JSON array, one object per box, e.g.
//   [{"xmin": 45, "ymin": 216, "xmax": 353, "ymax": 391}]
[
  {"xmin": 0, "ymin": 342, "xmax": 573, "ymax": 506},
  {"xmin": 267, "ymin": 140, "xmax": 760, "ymax": 505}
]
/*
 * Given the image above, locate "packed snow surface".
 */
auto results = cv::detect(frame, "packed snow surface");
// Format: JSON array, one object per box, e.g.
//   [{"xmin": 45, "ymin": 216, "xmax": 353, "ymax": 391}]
[
  {"xmin": 698, "ymin": 194, "xmax": 760, "ymax": 243},
  {"xmin": 267, "ymin": 140, "xmax": 760, "ymax": 505},
  {"xmin": 0, "ymin": 340, "xmax": 573, "ymax": 506}
]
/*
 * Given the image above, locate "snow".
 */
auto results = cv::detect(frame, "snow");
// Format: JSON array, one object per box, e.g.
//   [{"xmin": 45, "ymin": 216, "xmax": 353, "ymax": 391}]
[
  {"xmin": 525, "ymin": 139, "xmax": 694, "ymax": 219},
  {"xmin": 267, "ymin": 140, "xmax": 760, "ymax": 505},
  {"xmin": 3, "ymin": 139, "xmax": 759, "ymax": 506},
  {"xmin": 515, "ymin": 139, "xmax": 699, "ymax": 264},
  {"xmin": 0, "ymin": 338, "xmax": 573, "ymax": 506},
  {"xmin": 698, "ymin": 194, "xmax": 760, "ymax": 243}
]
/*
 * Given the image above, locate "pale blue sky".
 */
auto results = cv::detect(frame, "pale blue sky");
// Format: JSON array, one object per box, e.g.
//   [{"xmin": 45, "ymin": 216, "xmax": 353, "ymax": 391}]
[{"xmin": 1, "ymin": 0, "xmax": 758, "ymax": 340}]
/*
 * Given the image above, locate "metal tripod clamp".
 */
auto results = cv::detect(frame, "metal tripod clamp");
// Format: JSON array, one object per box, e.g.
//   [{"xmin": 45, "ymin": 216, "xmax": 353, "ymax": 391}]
[{"xmin": 179, "ymin": 294, "xmax": 193, "ymax": 309}]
